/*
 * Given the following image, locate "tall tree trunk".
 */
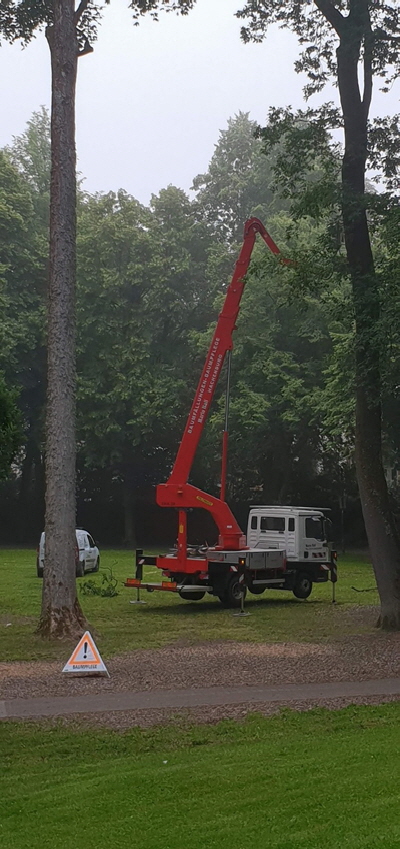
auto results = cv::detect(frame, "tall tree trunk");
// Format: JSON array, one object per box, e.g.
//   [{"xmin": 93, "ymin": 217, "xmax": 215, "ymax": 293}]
[
  {"xmin": 37, "ymin": 0, "xmax": 87, "ymax": 638},
  {"xmin": 337, "ymin": 15, "xmax": 400, "ymax": 628}
]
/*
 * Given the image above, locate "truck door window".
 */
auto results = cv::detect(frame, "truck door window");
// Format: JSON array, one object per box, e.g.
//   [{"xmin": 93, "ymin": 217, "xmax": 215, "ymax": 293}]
[
  {"xmin": 251, "ymin": 516, "xmax": 258, "ymax": 530},
  {"xmin": 260, "ymin": 517, "xmax": 285, "ymax": 533},
  {"xmin": 305, "ymin": 517, "xmax": 324, "ymax": 540},
  {"xmin": 288, "ymin": 518, "xmax": 295, "ymax": 532},
  {"xmin": 324, "ymin": 518, "xmax": 333, "ymax": 542}
]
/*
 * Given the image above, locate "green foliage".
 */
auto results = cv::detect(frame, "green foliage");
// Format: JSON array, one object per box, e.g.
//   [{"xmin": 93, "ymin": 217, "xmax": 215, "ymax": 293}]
[
  {"xmin": 80, "ymin": 568, "xmax": 119, "ymax": 597},
  {"xmin": 250, "ymin": 101, "xmax": 400, "ymax": 470},
  {"xmin": 0, "ymin": 377, "xmax": 22, "ymax": 480},
  {"xmin": 237, "ymin": 1, "xmax": 400, "ymax": 98},
  {"xmin": 0, "ymin": 146, "xmax": 47, "ymax": 516},
  {"xmin": 76, "ymin": 185, "xmax": 215, "ymax": 492},
  {"xmin": 5, "ymin": 106, "xmax": 51, "ymax": 227},
  {"xmin": 193, "ymin": 111, "xmax": 282, "ymax": 243},
  {"xmin": 0, "ymin": 1, "xmax": 107, "ymax": 50},
  {"xmin": 1, "ymin": 98, "xmax": 396, "ymax": 538},
  {"xmin": 201, "ymin": 232, "xmax": 353, "ymax": 504},
  {"xmin": 128, "ymin": 0, "xmax": 195, "ymax": 20},
  {"xmin": 0, "ymin": 149, "xmax": 46, "ymax": 393}
]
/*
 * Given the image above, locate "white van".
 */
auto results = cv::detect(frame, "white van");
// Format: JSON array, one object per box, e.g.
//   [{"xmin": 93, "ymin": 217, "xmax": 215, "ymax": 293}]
[{"xmin": 36, "ymin": 529, "xmax": 100, "ymax": 578}]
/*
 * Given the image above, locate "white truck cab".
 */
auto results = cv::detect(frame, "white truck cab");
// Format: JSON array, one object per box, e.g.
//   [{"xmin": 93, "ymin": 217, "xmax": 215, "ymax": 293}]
[{"xmin": 247, "ymin": 506, "xmax": 332, "ymax": 563}]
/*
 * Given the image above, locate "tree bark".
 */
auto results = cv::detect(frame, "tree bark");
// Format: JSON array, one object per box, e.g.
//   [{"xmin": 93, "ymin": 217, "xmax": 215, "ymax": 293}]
[
  {"xmin": 37, "ymin": 0, "xmax": 87, "ymax": 638},
  {"xmin": 336, "ymin": 6, "xmax": 400, "ymax": 628}
]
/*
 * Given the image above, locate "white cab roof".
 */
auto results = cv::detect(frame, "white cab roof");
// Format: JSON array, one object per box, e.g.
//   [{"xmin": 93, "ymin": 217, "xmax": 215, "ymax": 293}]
[{"xmin": 250, "ymin": 506, "xmax": 326, "ymax": 515}]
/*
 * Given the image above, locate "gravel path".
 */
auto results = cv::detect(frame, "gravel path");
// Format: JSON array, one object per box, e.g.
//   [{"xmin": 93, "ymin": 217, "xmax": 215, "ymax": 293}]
[
  {"xmin": 2, "ymin": 633, "xmax": 400, "ymax": 728},
  {"xmin": 1, "ymin": 633, "xmax": 400, "ymax": 699},
  {"xmin": 4, "ymin": 676, "xmax": 400, "ymax": 717},
  {"xmin": 31, "ymin": 693, "xmax": 400, "ymax": 731}
]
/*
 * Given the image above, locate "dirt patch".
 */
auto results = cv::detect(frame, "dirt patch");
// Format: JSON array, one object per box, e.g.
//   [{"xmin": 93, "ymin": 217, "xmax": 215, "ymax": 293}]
[{"xmin": 0, "ymin": 615, "xmax": 36, "ymax": 627}]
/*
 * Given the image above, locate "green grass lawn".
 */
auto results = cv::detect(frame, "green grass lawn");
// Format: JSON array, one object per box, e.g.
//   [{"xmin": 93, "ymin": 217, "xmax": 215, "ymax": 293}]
[
  {"xmin": 0, "ymin": 548, "xmax": 379, "ymax": 661},
  {"xmin": 1, "ymin": 704, "xmax": 400, "ymax": 849}
]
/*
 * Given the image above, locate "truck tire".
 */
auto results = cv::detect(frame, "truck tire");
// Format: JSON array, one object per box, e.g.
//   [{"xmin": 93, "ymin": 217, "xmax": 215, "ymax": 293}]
[
  {"xmin": 36, "ymin": 558, "xmax": 43, "ymax": 579},
  {"xmin": 93, "ymin": 556, "xmax": 100, "ymax": 573},
  {"xmin": 248, "ymin": 584, "xmax": 265, "ymax": 595},
  {"xmin": 293, "ymin": 572, "xmax": 312, "ymax": 600},
  {"xmin": 179, "ymin": 590, "xmax": 206, "ymax": 601},
  {"xmin": 76, "ymin": 559, "xmax": 84, "ymax": 578},
  {"xmin": 218, "ymin": 574, "xmax": 247, "ymax": 608}
]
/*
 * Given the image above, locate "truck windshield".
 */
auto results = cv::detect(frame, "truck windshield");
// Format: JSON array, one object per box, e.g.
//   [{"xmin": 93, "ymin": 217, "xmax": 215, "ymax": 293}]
[{"xmin": 305, "ymin": 517, "xmax": 324, "ymax": 541}]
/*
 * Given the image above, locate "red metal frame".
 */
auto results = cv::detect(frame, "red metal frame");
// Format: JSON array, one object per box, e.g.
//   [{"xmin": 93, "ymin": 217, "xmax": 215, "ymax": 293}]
[{"xmin": 156, "ymin": 218, "xmax": 290, "ymax": 568}]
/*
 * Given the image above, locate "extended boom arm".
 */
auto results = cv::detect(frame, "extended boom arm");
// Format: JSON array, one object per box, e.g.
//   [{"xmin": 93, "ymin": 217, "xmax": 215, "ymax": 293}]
[{"xmin": 156, "ymin": 218, "xmax": 289, "ymax": 554}]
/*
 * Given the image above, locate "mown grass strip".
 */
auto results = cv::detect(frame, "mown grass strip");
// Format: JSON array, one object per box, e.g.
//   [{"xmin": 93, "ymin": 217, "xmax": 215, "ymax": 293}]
[
  {"xmin": 1, "ymin": 704, "xmax": 400, "ymax": 849},
  {"xmin": 0, "ymin": 549, "xmax": 379, "ymax": 660}
]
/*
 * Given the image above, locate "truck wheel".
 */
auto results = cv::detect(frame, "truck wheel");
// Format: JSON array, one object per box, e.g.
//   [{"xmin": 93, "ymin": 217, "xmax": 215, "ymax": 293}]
[
  {"xmin": 93, "ymin": 556, "xmax": 100, "ymax": 573},
  {"xmin": 76, "ymin": 560, "xmax": 84, "ymax": 578},
  {"xmin": 248, "ymin": 584, "xmax": 265, "ymax": 595},
  {"xmin": 293, "ymin": 573, "xmax": 312, "ymax": 599},
  {"xmin": 36, "ymin": 558, "xmax": 43, "ymax": 579},
  {"xmin": 219, "ymin": 574, "xmax": 247, "ymax": 608},
  {"xmin": 179, "ymin": 590, "xmax": 205, "ymax": 601}
]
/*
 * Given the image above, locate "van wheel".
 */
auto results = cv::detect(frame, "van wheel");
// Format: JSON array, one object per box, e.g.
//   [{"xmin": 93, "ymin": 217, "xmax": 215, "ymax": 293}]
[
  {"xmin": 219, "ymin": 574, "xmax": 247, "ymax": 608},
  {"xmin": 293, "ymin": 573, "xmax": 312, "ymax": 599},
  {"xmin": 36, "ymin": 559, "xmax": 43, "ymax": 579},
  {"xmin": 76, "ymin": 560, "xmax": 84, "ymax": 578}
]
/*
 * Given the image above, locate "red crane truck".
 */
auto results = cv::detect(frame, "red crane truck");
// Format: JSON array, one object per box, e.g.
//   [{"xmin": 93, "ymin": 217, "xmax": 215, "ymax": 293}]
[{"xmin": 126, "ymin": 218, "xmax": 337, "ymax": 607}]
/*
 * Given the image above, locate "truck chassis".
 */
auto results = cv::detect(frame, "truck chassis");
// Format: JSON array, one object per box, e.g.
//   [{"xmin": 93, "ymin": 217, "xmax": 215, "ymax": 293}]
[{"xmin": 125, "ymin": 548, "xmax": 337, "ymax": 608}]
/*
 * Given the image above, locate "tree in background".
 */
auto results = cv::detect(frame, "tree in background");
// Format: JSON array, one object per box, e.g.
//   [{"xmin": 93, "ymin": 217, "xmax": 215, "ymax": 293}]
[
  {"xmin": 0, "ymin": 0, "xmax": 207, "ymax": 637},
  {"xmin": 76, "ymin": 185, "xmax": 215, "ymax": 544},
  {"xmin": 235, "ymin": 0, "xmax": 400, "ymax": 628},
  {"xmin": 0, "ymin": 149, "xmax": 47, "ymax": 535},
  {"xmin": 192, "ymin": 112, "xmax": 278, "ymax": 244},
  {"xmin": 3, "ymin": 113, "xmax": 52, "ymax": 534},
  {"xmin": 0, "ymin": 1, "xmax": 102, "ymax": 637},
  {"xmin": 128, "ymin": 0, "xmax": 400, "ymax": 625},
  {"xmin": 5, "ymin": 106, "xmax": 51, "ymax": 229},
  {"xmin": 0, "ymin": 378, "xmax": 22, "ymax": 482}
]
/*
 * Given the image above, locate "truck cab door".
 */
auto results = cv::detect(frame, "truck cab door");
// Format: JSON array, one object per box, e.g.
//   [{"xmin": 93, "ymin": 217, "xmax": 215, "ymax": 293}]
[{"xmin": 302, "ymin": 515, "xmax": 326, "ymax": 558}]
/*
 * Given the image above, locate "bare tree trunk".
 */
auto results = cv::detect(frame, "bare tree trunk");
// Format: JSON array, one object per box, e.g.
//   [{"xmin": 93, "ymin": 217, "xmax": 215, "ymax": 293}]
[
  {"xmin": 37, "ymin": 0, "xmax": 87, "ymax": 638},
  {"xmin": 337, "ymin": 13, "xmax": 400, "ymax": 628}
]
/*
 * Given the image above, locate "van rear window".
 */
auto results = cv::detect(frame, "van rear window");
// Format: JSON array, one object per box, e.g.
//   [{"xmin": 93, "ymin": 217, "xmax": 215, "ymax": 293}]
[
  {"xmin": 260, "ymin": 517, "xmax": 285, "ymax": 532},
  {"xmin": 250, "ymin": 516, "xmax": 258, "ymax": 530}
]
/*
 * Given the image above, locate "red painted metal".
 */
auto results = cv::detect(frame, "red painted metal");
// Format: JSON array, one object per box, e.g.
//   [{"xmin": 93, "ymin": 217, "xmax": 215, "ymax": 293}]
[{"xmin": 156, "ymin": 218, "xmax": 289, "ymax": 559}]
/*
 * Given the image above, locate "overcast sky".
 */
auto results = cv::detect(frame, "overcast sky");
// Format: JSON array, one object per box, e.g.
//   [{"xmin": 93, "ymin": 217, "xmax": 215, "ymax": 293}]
[{"xmin": 1, "ymin": 0, "xmax": 399, "ymax": 205}]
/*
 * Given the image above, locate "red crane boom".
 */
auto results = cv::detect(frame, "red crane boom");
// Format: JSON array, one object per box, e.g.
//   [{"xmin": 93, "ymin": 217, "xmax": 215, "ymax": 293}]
[{"xmin": 156, "ymin": 218, "xmax": 290, "ymax": 570}]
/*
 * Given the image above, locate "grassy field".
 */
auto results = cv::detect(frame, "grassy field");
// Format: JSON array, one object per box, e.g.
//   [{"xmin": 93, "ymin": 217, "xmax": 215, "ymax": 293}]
[
  {"xmin": 1, "ymin": 704, "xmax": 400, "ymax": 848},
  {"xmin": 0, "ymin": 548, "xmax": 379, "ymax": 661}
]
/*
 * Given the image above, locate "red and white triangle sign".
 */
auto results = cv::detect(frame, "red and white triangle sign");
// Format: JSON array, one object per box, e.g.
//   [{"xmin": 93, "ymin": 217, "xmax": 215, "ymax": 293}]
[{"xmin": 63, "ymin": 631, "xmax": 109, "ymax": 677}]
